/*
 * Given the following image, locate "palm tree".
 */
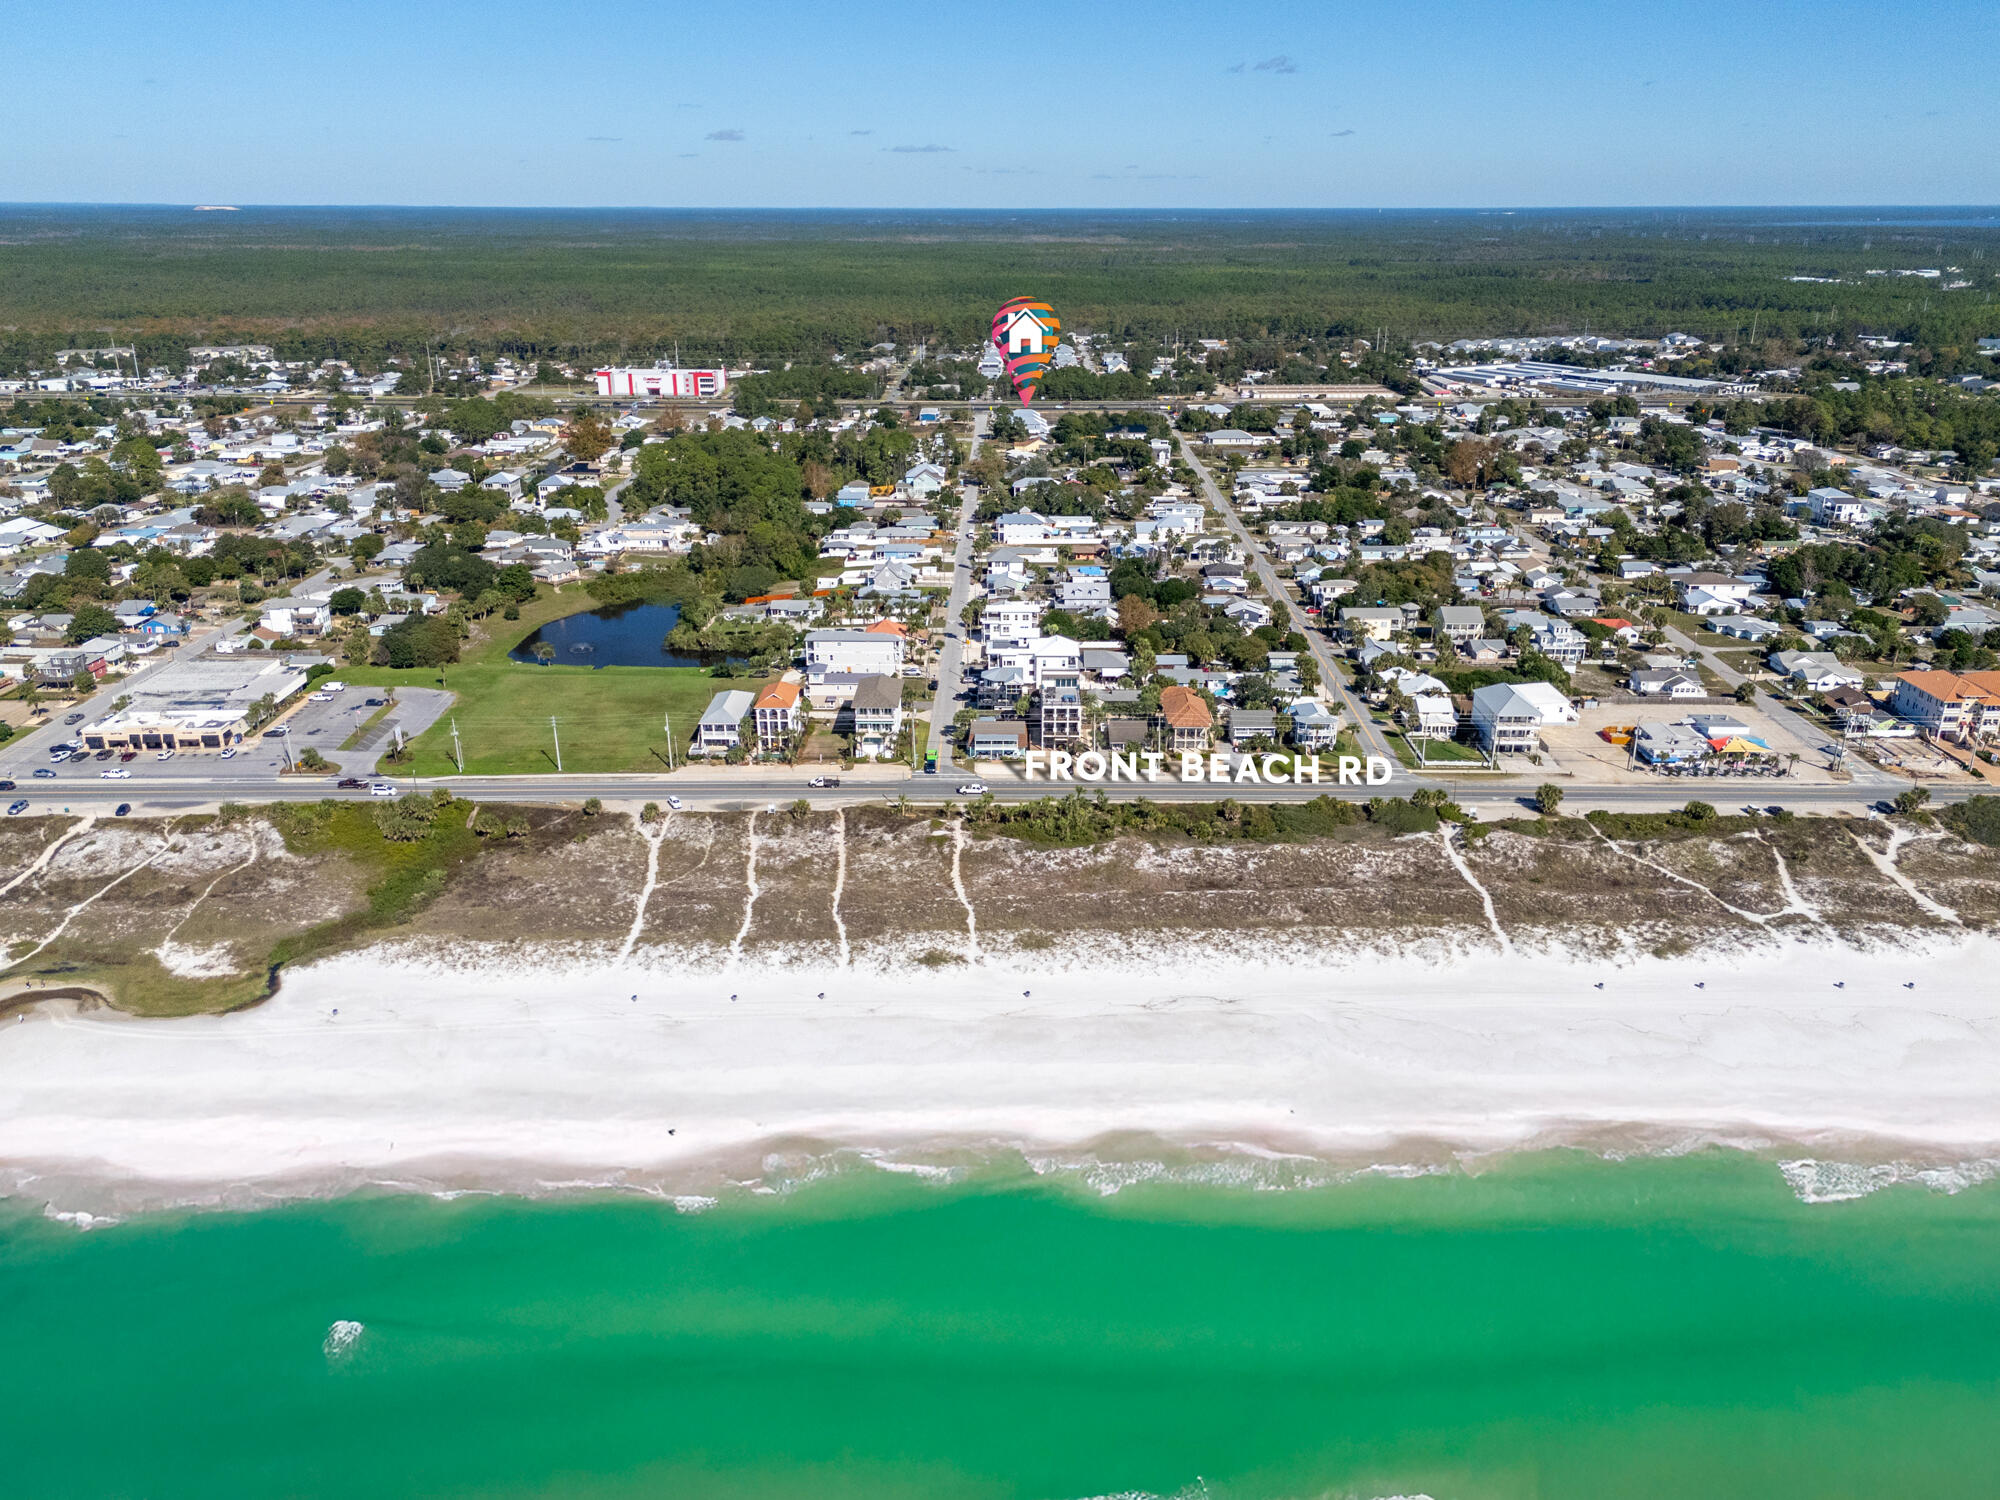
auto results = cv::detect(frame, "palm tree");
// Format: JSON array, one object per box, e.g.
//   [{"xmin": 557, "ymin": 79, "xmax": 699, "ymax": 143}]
[{"xmin": 533, "ymin": 642, "xmax": 556, "ymax": 666}]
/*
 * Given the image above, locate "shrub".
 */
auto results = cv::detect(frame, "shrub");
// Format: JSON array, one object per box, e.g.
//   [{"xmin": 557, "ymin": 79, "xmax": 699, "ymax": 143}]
[
  {"xmin": 641, "ymin": 802, "xmax": 661, "ymax": 824},
  {"xmin": 1942, "ymin": 795, "xmax": 2000, "ymax": 847},
  {"xmin": 582, "ymin": 797, "xmax": 602, "ymax": 816},
  {"xmin": 1534, "ymin": 782, "xmax": 1564, "ymax": 816},
  {"xmin": 374, "ymin": 794, "xmax": 440, "ymax": 842}
]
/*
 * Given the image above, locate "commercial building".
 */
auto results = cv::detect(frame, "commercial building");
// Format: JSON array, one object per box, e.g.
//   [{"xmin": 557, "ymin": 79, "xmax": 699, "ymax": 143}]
[
  {"xmin": 590, "ymin": 365, "xmax": 727, "ymax": 399},
  {"xmin": 82, "ymin": 653, "xmax": 318, "ymax": 754}
]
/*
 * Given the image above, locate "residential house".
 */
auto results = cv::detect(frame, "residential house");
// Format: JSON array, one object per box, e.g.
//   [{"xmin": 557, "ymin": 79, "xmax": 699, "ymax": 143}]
[
  {"xmin": 967, "ymin": 718, "xmax": 1029, "ymax": 760},
  {"xmin": 847, "ymin": 674, "xmax": 905, "ymax": 758},
  {"xmin": 1227, "ymin": 708, "xmax": 1279, "ymax": 748},
  {"xmin": 1434, "ymin": 604, "xmax": 1485, "ymax": 645},
  {"xmin": 1890, "ymin": 669, "xmax": 2000, "ymax": 742},
  {"xmin": 692, "ymin": 689, "xmax": 756, "ymax": 757},
  {"xmin": 1469, "ymin": 680, "xmax": 1577, "ymax": 754},
  {"xmin": 1409, "ymin": 691, "xmax": 1460, "ymax": 738},
  {"xmin": 1286, "ymin": 698, "xmax": 1341, "ymax": 748},
  {"xmin": 1770, "ymin": 650, "xmax": 1865, "ymax": 693},
  {"xmin": 752, "ymin": 680, "xmax": 802, "ymax": 749},
  {"xmin": 1630, "ymin": 668, "xmax": 1704, "ymax": 698},
  {"xmin": 1158, "ymin": 684, "xmax": 1213, "ymax": 751}
]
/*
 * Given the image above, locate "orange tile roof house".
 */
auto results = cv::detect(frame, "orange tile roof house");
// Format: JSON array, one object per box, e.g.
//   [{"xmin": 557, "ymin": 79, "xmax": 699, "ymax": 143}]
[
  {"xmin": 1891, "ymin": 669, "xmax": 2000, "ymax": 742},
  {"xmin": 1158, "ymin": 684, "xmax": 1214, "ymax": 751},
  {"xmin": 752, "ymin": 680, "xmax": 802, "ymax": 747}
]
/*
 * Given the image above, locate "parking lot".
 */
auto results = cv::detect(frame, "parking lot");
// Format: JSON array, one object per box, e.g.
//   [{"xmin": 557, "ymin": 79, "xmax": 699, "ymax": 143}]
[
  {"xmin": 1536, "ymin": 702, "xmax": 1848, "ymax": 786},
  {"xmin": 0, "ymin": 683, "xmax": 457, "ymax": 815}
]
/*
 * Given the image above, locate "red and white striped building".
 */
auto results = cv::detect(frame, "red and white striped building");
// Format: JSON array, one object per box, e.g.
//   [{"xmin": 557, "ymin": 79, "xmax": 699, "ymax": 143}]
[{"xmin": 591, "ymin": 365, "xmax": 727, "ymax": 399}]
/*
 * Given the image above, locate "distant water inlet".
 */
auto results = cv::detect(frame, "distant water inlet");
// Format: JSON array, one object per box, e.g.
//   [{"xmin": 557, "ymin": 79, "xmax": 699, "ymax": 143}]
[{"xmin": 509, "ymin": 601, "xmax": 747, "ymax": 669}]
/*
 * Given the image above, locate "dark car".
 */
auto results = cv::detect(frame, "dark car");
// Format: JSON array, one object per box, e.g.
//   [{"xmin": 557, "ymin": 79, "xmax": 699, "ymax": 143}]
[
  {"xmin": 33, "ymin": 768, "xmax": 56, "ymax": 779},
  {"xmin": 64, "ymin": 712, "xmax": 86, "ymax": 725},
  {"xmin": 95, "ymin": 749, "xmax": 114, "ymax": 760},
  {"xmin": 0, "ymin": 780, "xmax": 12, "ymax": 791},
  {"xmin": 1874, "ymin": 800, "xmax": 1898, "ymax": 815},
  {"xmin": 114, "ymin": 803, "xmax": 131, "ymax": 817},
  {"xmin": 337, "ymin": 777, "xmax": 367, "ymax": 789},
  {"xmin": 119, "ymin": 751, "xmax": 138, "ymax": 762}
]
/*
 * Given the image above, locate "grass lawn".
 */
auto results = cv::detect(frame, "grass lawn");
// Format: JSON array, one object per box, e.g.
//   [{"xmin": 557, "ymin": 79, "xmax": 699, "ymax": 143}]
[{"xmin": 331, "ymin": 585, "xmax": 770, "ymax": 777}]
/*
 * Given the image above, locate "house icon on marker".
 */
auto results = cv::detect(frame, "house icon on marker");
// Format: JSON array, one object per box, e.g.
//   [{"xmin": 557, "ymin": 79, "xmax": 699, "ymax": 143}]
[{"xmin": 1001, "ymin": 304, "xmax": 1055, "ymax": 356}]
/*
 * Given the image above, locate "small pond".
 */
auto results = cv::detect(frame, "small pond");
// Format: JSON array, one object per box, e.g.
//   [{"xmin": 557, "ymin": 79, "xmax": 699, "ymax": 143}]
[{"xmin": 509, "ymin": 601, "xmax": 746, "ymax": 669}]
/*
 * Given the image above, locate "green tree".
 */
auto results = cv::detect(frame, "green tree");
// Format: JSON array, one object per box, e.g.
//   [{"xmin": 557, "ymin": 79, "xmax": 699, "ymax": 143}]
[
  {"xmin": 66, "ymin": 604, "xmax": 120, "ymax": 643},
  {"xmin": 1893, "ymin": 786, "xmax": 1931, "ymax": 815},
  {"xmin": 1534, "ymin": 783, "xmax": 1564, "ymax": 816}
]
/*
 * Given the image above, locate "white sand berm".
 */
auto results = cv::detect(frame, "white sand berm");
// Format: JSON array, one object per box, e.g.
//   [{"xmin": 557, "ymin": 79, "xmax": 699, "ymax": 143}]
[{"xmin": 3, "ymin": 936, "xmax": 1997, "ymax": 1209}]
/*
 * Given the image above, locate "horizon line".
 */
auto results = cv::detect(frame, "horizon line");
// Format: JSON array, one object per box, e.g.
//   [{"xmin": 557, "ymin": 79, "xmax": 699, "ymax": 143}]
[{"xmin": 4, "ymin": 201, "xmax": 2000, "ymax": 214}]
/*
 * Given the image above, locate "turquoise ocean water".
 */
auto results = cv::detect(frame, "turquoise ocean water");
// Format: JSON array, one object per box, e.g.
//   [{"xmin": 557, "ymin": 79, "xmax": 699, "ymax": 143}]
[{"xmin": 5, "ymin": 1150, "xmax": 1998, "ymax": 1499}]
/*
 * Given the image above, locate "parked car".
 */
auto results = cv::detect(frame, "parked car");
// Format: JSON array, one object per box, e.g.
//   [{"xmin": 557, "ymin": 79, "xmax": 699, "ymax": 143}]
[
  {"xmin": 114, "ymin": 803, "xmax": 131, "ymax": 817},
  {"xmin": 156, "ymin": 749, "xmax": 175, "ymax": 761},
  {"xmin": 94, "ymin": 749, "xmax": 114, "ymax": 760},
  {"xmin": 33, "ymin": 768, "xmax": 56, "ymax": 779},
  {"xmin": 369, "ymin": 783, "xmax": 395, "ymax": 797},
  {"xmin": 219, "ymin": 748, "xmax": 237, "ymax": 759},
  {"xmin": 665, "ymin": 794, "xmax": 683, "ymax": 811},
  {"xmin": 119, "ymin": 751, "xmax": 137, "ymax": 762},
  {"xmin": 956, "ymin": 781, "xmax": 987, "ymax": 796},
  {"xmin": 807, "ymin": 776, "xmax": 840, "ymax": 788},
  {"xmin": 265, "ymin": 726, "xmax": 289, "ymax": 737},
  {"xmin": 7, "ymin": 800, "xmax": 27, "ymax": 816}
]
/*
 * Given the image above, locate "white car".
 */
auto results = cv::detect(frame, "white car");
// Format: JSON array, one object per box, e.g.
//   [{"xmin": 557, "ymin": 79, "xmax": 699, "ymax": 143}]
[
  {"xmin": 156, "ymin": 749, "xmax": 175, "ymax": 761},
  {"xmin": 100, "ymin": 768, "xmax": 131, "ymax": 779},
  {"xmin": 322, "ymin": 681, "xmax": 346, "ymax": 692},
  {"xmin": 369, "ymin": 782, "xmax": 395, "ymax": 797},
  {"xmin": 956, "ymin": 781, "xmax": 987, "ymax": 796},
  {"xmin": 665, "ymin": 795, "xmax": 683, "ymax": 811},
  {"xmin": 219, "ymin": 748, "xmax": 237, "ymax": 760}
]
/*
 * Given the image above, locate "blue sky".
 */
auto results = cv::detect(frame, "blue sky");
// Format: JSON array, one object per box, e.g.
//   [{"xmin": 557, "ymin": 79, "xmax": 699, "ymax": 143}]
[{"xmin": 9, "ymin": 0, "xmax": 1996, "ymax": 207}]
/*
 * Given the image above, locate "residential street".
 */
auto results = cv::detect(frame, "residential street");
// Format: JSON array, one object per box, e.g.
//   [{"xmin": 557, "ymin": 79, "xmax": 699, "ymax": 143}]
[
  {"xmin": 922, "ymin": 410, "xmax": 986, "ymax": 771},
  {"xmin": 1176, "ymin": 436, "xmax": 1396, "ymax": 764}
]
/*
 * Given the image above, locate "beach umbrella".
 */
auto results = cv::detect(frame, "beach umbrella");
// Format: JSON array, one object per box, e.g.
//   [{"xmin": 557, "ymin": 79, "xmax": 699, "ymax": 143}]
[{"xmin": 991, "ymin": 297, "xmax": 1061, "ymax": 405}]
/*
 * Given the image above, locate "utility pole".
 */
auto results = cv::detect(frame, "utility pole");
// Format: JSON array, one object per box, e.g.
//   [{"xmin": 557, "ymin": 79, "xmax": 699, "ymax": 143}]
[
  {"xmin": 550, "ymin": 716, "xmax": 563, "ymax": 773},
  {"xmin": 450, "ymin": 716, "xmax": 463, "ymax": 773},
  {"xmin": 662, "ymin": 709, "xmax": 675, "ymax": 771}
]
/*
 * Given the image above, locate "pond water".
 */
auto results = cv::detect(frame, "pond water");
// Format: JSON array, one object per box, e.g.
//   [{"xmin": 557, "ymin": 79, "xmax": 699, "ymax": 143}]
[{"xmin": 509, "ymin": 601, "xmax": 742, "ymax": 669}]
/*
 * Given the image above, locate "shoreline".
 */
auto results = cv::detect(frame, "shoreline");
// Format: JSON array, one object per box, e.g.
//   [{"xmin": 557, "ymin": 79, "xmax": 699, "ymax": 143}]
[{"xmin": 4, "ymin": 935, "xmax": 1999, "ymax": 1218}]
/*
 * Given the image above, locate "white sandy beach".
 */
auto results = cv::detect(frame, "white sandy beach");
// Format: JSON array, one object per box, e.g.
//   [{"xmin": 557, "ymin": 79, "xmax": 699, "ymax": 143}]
[{"xmin": 4, "ymin": 937, "xmax": 1999, "ymax": 1212}]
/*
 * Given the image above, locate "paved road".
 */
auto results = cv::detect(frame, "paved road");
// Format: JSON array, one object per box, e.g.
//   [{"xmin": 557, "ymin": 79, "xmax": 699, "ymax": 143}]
[
  {"xmin": 0, "ymin": 764, "xmax": 1948, "ymax": 823},
  {"xmin": 1176, "ymin": 436, "xmax": 1392, "ymax": 761},
  {"xmin": 923, "ymin": 411, "xmax": 987, "ymax": 771}
]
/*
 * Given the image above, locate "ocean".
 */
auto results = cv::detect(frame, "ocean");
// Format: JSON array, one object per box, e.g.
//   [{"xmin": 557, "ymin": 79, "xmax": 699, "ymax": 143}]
[{"xmin": 5, "ymin": 1149, "xmax": 1998, "ymax": 1500}]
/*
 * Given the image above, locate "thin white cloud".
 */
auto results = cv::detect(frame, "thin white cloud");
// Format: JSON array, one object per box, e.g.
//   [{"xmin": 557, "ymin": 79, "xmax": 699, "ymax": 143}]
[{"xmin": 887, "ymin": 143, "xmax": 953, "ymax": 153}]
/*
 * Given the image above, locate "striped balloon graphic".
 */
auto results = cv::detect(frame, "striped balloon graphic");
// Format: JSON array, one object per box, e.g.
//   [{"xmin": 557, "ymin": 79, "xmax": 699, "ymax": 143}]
[{"xmin": 990, "ymin": 297, "xmax": 1061, "ymax": 405}]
